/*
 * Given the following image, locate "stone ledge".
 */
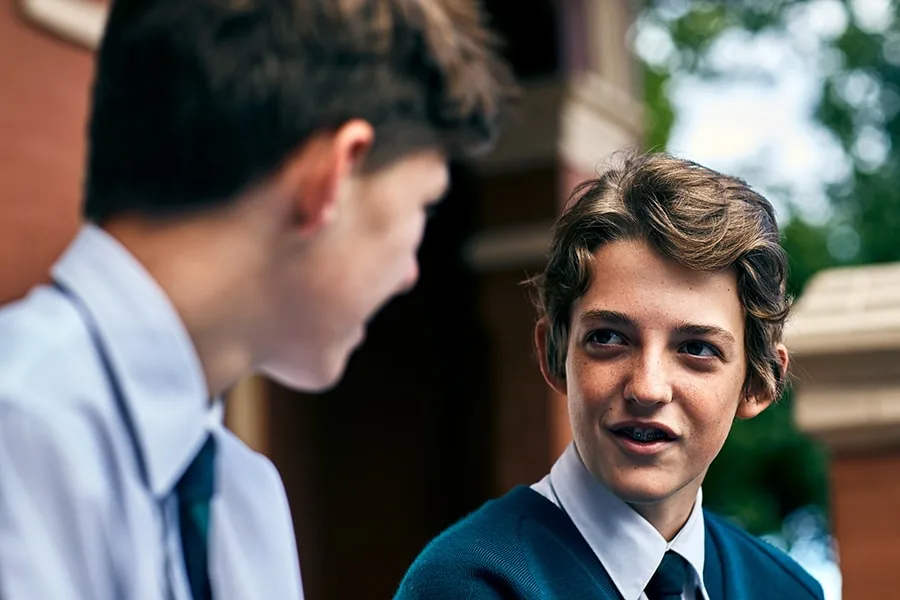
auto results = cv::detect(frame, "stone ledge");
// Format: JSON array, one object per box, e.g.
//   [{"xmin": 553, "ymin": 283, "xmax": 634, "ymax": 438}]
[
  {"xmin": 462, "ymin": 221, "xmax": 553, "ymax": 272},
  {"xmin": 472, "ymin": 75, "xmax": 643, "ymax": 176},
  {"xmin": 19, "ymin": 0, "xmax": 107, "ymax": 50},
  {"xmin": 795, "ymin": 384, "xmax": 900, "ymax": 451},
  {"xmin": 788, "ymin": 261, "xmax": 900, "ymax": 452},
  {"xmin": 786, "ymin": 261, "xmax": 900, "ymax": 355}
]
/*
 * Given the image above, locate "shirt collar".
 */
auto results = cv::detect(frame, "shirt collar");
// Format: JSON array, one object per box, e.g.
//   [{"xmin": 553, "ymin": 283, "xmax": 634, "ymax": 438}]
[
  {"xmin": 549, "ymin": 442, "xmax": 708, "ymax": 600},
  {"xmin": 52, "ymin": 224, "xmax": 211, "ymax": 497}
]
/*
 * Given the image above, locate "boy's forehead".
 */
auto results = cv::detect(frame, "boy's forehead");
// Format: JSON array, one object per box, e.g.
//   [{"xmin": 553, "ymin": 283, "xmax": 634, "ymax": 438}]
[{"xmin": 570, "ymin": 239, "xmax": 744, "ymax": 334}]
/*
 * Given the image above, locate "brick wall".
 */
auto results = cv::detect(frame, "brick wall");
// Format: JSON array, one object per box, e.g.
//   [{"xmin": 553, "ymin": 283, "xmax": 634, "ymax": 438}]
[{"xmin": 0, "ymin": 0, "xmax": 92, "ymax": 302}]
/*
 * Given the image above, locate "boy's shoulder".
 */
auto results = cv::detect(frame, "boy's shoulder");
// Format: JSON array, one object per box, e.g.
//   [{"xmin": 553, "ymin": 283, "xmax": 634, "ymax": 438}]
[
  {"xmin": 0, "ymin": 284, "xmax": 101, "ymax": 403},
  {"xmin": 396, "ymin": 486, "xmax": 620, "ymax": 599},
  {"xmin": 704, "ymin": 509, "xmax": 825, "ymax": 599},
  {"xmin": 412, "ymin": 484, "xmax": 580, "ymax": 555},
  {"xmin": 407, "ymin": 486, "xmax": 546, "ymax": 563},
  {"xmin": 395, "ymin": 486, "xmax": 535, "ymax": 598}
]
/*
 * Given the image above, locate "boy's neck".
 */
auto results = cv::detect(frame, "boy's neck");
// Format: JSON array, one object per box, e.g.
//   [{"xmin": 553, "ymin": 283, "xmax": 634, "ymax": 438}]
[
  {"xmin": 102, "ymin": 209, "xmax": 279, "ymax": 397},
  {"xmin": 628, "ymin": 478, "xmax": 703, "ymax": 541}
]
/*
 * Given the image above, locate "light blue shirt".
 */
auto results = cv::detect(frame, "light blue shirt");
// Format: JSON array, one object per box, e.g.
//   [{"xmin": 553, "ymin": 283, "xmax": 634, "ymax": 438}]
[
  {"xmin": 532, "ymin": 443, "xmax": 709, "ymax": 600},
  {"xmin": 0, "ymin": 225, "xmax": 304, "ymax": 600}
]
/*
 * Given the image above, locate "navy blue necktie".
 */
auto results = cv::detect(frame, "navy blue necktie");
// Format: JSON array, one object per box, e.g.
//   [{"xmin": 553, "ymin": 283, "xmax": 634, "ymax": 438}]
[
  {"xmin": 645, "ymin": 551, "xmax": 688, "ymax": 600},
  {"xmin": 176, "ymin": 435, "xmax": 217, "ymax": 600}
]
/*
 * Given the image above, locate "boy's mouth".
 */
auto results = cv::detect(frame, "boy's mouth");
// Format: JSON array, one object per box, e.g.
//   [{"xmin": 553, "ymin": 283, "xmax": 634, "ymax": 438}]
[{"xmin": 612, "ymin": 425, "xmax": 677, "ymax": 444}]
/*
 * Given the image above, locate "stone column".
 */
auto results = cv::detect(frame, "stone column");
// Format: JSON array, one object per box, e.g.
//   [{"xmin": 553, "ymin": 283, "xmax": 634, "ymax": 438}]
[
  {"xmin": 787, "ymin": 262, "xmax": 900, "ymax": 599},
  {"xmin": 466, "ymin": 0, "xmax": 642, "ymax": 495}
]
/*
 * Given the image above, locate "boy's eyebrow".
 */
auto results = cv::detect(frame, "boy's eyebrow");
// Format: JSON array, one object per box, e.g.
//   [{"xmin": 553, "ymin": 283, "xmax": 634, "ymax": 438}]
[
  {"xmin": 673, "ymin": 322, "xmax": 738, "ymax": 346},
  {"xmin": 578, "ymin": 309, "xmax": 636, "ymax": 328},
  {"xmin": 578, "ymin": 309, "xmax": 738, "ymax": 346}
]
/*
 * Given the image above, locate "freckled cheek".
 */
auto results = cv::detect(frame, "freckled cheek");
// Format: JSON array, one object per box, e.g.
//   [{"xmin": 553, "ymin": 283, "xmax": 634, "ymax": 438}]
[
  {"xmin": 705, "ymin": 374, "xmax": 748, "ymax": 448},
  {"xmin": 685, "ymin": 398, "xmax": 736, "ymax": 461},
  {"xmin": 577, "ymin": 385, "xmax": 614, "ymax": 412},
  {"xmin": 568, "ymin": 362, "xmax": 619, "ymax": 417},
  {"xmin": 568, "ymin": 396, "xmax": 607, "ymax": 446}
]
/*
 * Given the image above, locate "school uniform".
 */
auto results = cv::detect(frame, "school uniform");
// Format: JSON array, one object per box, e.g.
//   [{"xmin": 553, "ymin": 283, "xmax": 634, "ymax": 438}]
[
  {"xmin": 0, "ymin": 225, "xmax": 304, "ymax": 599},
  {"xmin": 395, "ymin": 443, "xmax": 824, "ymax": 600}
]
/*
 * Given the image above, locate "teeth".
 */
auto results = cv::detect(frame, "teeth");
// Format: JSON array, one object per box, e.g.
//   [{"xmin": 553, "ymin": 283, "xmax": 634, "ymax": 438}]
[{"xmin": 623, "ymin": 427, "xmax": 668, "ymax": 442}]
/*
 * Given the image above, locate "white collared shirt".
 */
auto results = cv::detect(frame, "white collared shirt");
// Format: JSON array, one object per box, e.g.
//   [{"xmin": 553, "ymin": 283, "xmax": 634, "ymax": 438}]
[
  {"xmin": 532, "ymin": 443, "xmax": 709, "ymax": 600},
  {"xmin": 0, "ymin": 225, "xmax": 303, "ymax": 600}
]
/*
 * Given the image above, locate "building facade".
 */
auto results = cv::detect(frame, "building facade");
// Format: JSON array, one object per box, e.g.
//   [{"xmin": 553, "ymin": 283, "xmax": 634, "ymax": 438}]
[{"xmin": 2, "ymin": 1, "xmax": 642, "ymax": 598}]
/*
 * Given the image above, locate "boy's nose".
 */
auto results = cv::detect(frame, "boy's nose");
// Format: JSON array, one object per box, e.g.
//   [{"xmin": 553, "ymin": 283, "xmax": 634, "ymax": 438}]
[{"xmin": 623, "ymin": 354, "xmax": 673, "ymax": 406}]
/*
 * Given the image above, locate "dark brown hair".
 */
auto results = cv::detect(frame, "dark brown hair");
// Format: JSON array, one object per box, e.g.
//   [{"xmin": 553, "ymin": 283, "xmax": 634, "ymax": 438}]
[
  {"xmin": 84, "ymin": 0, "xmax": 516, "ymax": 221},
  {"xmin": 531, "ymin": 151, "xmax": 791, "ymax": 402}
]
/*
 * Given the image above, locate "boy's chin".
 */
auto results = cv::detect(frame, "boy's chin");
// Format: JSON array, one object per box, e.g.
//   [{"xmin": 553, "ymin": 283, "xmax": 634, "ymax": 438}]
[
  {"xmin": 263, "ymin": 348, "xmax": 351, "ymax": 393},
  {"xmin": 603, "ymin": 471, "xmax": 696, "ymax": 508},
  {"xmin": 611, "ymin": 485, "xmax": 675, "ymax": 507}
]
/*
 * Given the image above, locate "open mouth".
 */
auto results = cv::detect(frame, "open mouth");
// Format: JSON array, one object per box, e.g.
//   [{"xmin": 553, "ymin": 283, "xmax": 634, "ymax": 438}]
[{"xmin": 612, "ymin": 426, "xmax": 676, "ymax": 444}]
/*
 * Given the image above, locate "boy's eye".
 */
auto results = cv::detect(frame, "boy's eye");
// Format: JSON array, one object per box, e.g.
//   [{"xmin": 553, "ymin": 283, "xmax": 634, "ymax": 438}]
[
  {"xmin": 681, "ymin": 341, "xmax": 718, "ymax": 357},
  {"xmin": 586, "ymin": 330, "xmax": 626, "ymax": 346}
]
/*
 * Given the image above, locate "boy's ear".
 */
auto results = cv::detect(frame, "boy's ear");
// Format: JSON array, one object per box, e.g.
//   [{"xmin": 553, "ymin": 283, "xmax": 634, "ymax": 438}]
[
  {"xmin": 274, "ymin": 119, "xmax": 374, "ymax": 235},
  {"xmin": 535, "ymin": 318, "xmax": 567, "ymax": 397},
  {"xmin": 736, "ymin": 343, "xmax": 789, "ymax": 419}
]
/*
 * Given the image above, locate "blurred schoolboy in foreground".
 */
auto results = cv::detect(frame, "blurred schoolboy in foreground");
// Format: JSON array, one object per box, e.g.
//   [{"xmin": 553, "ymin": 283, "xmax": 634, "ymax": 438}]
[{"xmin": 0, "ymin": 1, "xmax": 514, "ymax": 598}]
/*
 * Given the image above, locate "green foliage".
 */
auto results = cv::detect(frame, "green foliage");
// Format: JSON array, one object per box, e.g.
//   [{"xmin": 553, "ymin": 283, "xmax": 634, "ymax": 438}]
[
  {"xmin": 642, "ymin": 65, "xmax": 675, "ymax": 150},
  {"xmin": 639, "ymin": 0, "xmax": 900, "ymax": 534},
  {"xmin": 704, "ymin": 392, "xmax": 830, "ymax": 535},
  {"xmin": 780, "ymin": 217, "xmax": 833, "ymax": 297}
]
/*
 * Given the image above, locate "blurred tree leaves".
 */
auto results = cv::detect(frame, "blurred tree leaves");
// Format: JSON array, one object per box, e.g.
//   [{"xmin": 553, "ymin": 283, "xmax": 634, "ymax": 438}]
[{"xmin": 637, "ymin": 0, "xmax": 899, "ymax": 534}]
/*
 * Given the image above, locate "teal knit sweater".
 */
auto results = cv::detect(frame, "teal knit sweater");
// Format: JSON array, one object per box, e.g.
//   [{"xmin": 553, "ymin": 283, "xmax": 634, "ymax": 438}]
[{"xmin": 395, "ymin": 486, "xmax": 824, "ymax": 600}]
